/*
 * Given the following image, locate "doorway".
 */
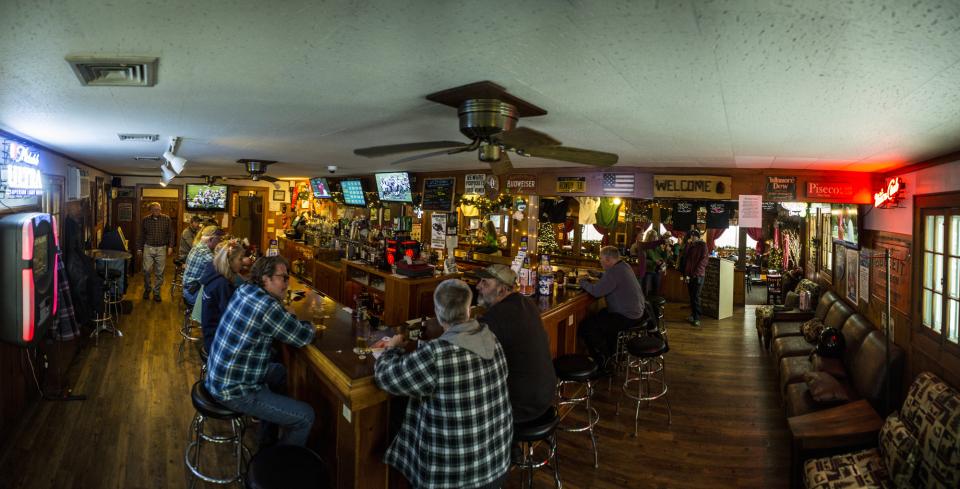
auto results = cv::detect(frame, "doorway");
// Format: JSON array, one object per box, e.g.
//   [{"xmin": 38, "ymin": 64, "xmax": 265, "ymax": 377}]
[{"xmin": 232, "ymin": 193, "xmax": 264, "ymax": 252}]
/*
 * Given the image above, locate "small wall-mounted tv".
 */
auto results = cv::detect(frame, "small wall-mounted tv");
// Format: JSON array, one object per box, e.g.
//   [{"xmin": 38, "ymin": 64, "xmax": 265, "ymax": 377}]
[
  {"xmin": 185, "ymin": 184, "xmax": 228, "ymax": 212},
  {"xmin": 310, "ymin": 177, "xmax": 332, "ymax": 199},
  {"xmin": 375, "ymin": 172, "xmax": 413, "ymax": 203},
  {"xmin": 339, "ymin": 179, "xmax": 366, "ymax": 206}
]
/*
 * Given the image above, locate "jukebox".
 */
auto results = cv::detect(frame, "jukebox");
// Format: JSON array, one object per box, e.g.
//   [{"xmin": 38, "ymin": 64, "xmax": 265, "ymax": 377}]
[{"xmin": 0, "ymin": 212, "xmax": 57, "ymax": 346}]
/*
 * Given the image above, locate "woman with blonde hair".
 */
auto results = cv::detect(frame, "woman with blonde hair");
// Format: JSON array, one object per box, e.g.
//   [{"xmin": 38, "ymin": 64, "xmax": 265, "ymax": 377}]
[{"xmin": 198, "ymin": 239, "xmax": 247, "ymax": 351}]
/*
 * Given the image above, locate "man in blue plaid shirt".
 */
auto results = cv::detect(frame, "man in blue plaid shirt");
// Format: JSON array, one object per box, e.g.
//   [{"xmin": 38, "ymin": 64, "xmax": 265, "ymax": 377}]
[
  {"xmin": 205, "ymin": 255, "xmax": 316, "ymax": 446},
  {"xmin": 375, "ymin": 279, "xmax": 512, "ymax": 489},
  {"xmin": 181, "ymin": 225, "xmax": 223, "ymax": 306}
]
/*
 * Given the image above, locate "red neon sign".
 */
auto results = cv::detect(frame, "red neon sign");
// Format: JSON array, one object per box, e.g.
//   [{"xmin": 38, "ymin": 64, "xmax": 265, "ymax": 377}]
[{"xmin": 874, "ymin": 177, "xmax": 905, "ymax": 208}]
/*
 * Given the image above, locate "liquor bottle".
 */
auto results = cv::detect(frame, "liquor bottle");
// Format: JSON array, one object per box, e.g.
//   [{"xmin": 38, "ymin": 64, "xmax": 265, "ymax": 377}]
[
  {"xmin": 520, "ymin": 256, "xmax": 536, "ymax": 296},
  {"xmin": 538, "ymin": 254, "xmax": 554, "ymax": 296},
  {"xmin": 408, "ymin": 317, "xmax": 424, "ymax": 341}
]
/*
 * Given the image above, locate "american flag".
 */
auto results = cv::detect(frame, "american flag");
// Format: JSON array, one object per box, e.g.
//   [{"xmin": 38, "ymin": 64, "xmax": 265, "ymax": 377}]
[{"xmin": 602, "ymin": 173, "xmax": 635, "ymax": 193}]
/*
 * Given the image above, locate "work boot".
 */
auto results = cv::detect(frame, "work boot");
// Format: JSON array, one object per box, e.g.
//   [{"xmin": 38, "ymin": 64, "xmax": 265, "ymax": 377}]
[
  {"xmin": 154, "ymin": 293, "xmax": 162, "ymax": 303},
  {"xmin": 143, "ymin": 290, "xmax": 150, "ymax": 300}
]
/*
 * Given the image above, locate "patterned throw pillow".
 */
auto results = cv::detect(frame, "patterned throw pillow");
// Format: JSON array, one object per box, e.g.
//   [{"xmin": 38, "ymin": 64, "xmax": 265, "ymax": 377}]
[
  {"xmin": 878, "ymin": 414, "xmax": 918, "ymax": 488},
  {"xmin": 801, "ymin": 318, "xmax": 826, "ymax": 343},
  {"xmin": 803, "ymin": 371, "xmax": 850, "ymax": 404}
]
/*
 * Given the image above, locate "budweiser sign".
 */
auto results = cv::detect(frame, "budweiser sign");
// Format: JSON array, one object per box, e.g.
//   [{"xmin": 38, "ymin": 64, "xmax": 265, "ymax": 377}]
[{"xmin": 806, "ymin": 181, "xmax": 854, "ymax": 199}]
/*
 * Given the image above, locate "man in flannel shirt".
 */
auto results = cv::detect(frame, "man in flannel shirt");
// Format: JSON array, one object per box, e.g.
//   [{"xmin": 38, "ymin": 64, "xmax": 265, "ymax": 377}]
[
  {"xmin": 181, "ymin": 225, "xmax": 224, "ymax": 306},
  {"xmin": 137, "ymin": 202, "xmax": 175, "ymax": 302},
  {"xmin": 375, "ymin": 279, "xmax": 512, "ymax": 489},
  {"xmin": 205, "ymin": 255, "xmax": 316, "ymax": 446}
]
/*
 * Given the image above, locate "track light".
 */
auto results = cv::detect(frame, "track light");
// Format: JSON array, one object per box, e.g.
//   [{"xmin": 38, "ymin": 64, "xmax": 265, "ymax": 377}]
[
  {"xmin": 162, "ymin": 151, "xmax": 187, "ymax": 174},
  {"xmin": 160, "ymin": 162, "xmax": 176, "ymax": 184}
]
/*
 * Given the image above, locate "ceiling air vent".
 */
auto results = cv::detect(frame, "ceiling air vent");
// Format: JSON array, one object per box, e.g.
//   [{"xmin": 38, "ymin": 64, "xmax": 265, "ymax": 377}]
[
  {"xmin": 65, "ymin": 56, "xmax": 158, "ymax": 87},
  {"xmin": 133, "ymin": 156, "xmax": 162, "ymax": 161},
  {"xmin": 118, "ymin": 133, "xmax": 159, "ymax": 142}
]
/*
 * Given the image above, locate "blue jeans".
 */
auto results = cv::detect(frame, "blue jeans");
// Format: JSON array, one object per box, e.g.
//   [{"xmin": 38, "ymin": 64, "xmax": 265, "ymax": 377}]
[
  {"xmin": 643, "ymin": 272, "xmax": 661, "ymax": 297},
  {"xmin": 688, "ymin": 276, "xmax": 704, "ymax": 321},
  {"xmin": 219, "ymin": 363, "xmax": 315, "ymax": 446}
]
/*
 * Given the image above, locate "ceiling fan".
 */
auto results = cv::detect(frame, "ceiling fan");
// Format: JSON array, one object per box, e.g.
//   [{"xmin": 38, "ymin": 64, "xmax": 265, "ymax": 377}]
[
  {"xmin": 353, "ymin": 81, "xmax": 619, "ymax": 176},
  {"xmin": 191, "ymin": 159, "xmax": 282, "ymax": 188}
]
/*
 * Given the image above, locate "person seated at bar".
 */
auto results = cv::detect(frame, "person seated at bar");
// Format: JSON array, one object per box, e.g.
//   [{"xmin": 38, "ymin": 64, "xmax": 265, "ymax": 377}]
[
  {"xmin": 375, "ymin": 279, "xmax": 512, "ymax": 489},
  {"xmin": 198, "ymin": 239, "xmax": 247, "ymax": 352},
  {"xmin": 206, "ymin": 256, "xmax": 316, "ymax": 447},
  {"xmin": 182, "ymin": 225, "xmax": 224, "ymax": 306},
  {"xmin": 179, "ymin": 215, "xmax": 203, "ymax": 261},
  {"xmin": 577, "ymin": 246, "xmax": 647, "ymax": 371},
  {"xmin": 475, "ymin": 264, "xmax": 556, "ymax": 424}
]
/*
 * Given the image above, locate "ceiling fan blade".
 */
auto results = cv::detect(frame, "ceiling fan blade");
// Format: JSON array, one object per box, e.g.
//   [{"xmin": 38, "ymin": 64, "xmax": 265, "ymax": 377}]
[
  {"xmin": 492, "ymin": 127, "xmax": 561, "ymax": 150},
  {"xmin": 390, "ymin": 144, "xmax": 472, "ymax": 165},
  {"xmin": 520, "ymin": 146, "xmax": 619, "ymax": 166},
  {"xmin": 489, "ymin": 152, "xmax": 513, "ymax": 176},
  {"xmin": 354, "ymin": 141, "xmax": 467, "ymax": 158},
  {"xmin": 259, "ymin": 175, "xmax": 278, "ymax": 182}
]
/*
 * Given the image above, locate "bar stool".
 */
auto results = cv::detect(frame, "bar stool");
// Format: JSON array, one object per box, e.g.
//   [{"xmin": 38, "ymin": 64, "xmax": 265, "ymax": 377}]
[
  {"xmin": 185, "ymin": 381, "xmax": 249, "ymax": 487},
  {"xmin": 609, "ymin": 317, "xmax": 654, "ymax": 389},
  {"xmin": 648, "ymin": 296, "xmax": 667, "ymax": 336},
  {"xmin": 199, "ymin": 345, "xmax": 209, "ymax": 381},
  {"xmin": 245, "ymin": 445, "xmax": 330, "ymax": 489},
  {"xmin": 553, "ymin": 354, "xmax": 599, "ymax": 468},
  {"xmin": 179, "ymin": 298, "xmax": 203, "ymax": 360},
  {"xmin": 171, "ymin": 259, "xmax": 186, "ymax": 307},
  {"xmin": 513, "ymin": 406, "xmax": 561, "ymax": 489},
  {"xmin": 91, "ymin": 270, "xmax": 124, "ymax": 344},
  {"xmin": 617, "ymin": 335, "xmax": 672, "ymax": 437}
]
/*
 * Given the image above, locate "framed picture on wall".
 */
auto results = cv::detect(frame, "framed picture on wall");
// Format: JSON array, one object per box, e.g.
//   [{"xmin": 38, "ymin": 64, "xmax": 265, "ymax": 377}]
[
  {"xmin": 272, "ymin": 190, "xmax": 286, "ymax": 202},
  {"xmin": 833, "ymin": 242, "xmax": 846, "ymax": 293},
  {"xmin": 845, "ymin": 247, "xmax": 858, "ymax": 303}
]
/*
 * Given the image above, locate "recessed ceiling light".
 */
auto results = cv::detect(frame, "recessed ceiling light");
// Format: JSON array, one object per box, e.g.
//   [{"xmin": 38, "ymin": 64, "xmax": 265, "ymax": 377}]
[{"xmin": 118, "ymin": 133, "xmax": 159, "ymax": 142}]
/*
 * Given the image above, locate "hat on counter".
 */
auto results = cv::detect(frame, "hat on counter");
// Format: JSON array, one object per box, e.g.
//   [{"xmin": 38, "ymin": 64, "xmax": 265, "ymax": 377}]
[{"xmin": 475, "ymin": 264, "xmax": 517, "ymax": 287}]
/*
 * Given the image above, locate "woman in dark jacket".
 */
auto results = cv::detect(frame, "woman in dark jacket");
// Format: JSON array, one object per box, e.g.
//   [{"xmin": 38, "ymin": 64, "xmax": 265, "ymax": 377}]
[{"xmin": 199, "ymin": 239, "xmax": 246, "ymax": 352}]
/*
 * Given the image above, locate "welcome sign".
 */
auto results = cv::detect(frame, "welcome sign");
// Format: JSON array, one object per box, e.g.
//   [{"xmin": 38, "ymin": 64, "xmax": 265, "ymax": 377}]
[{"xmin": 653, "ymin": 175, "xmax": 731, "ymax": 199}]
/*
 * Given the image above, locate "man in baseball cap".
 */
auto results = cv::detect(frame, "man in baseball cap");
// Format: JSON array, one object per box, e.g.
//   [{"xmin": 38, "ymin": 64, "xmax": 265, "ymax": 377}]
[{"xmin": 475, "ymin": 264, "xmax": 556, "ymax": 424}]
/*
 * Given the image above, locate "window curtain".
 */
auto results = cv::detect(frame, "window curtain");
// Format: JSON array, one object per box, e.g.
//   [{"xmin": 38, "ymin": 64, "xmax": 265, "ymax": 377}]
[{"xmin": 706, "ymin": 228, "xmax": 726, "ymax": 253}]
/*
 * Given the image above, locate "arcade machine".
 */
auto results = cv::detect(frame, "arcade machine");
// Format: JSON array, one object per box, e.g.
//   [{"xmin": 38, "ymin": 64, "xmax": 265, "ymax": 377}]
[{"xmin": 0, "ymin": 212, "xmax": 57, "ymax": 346}]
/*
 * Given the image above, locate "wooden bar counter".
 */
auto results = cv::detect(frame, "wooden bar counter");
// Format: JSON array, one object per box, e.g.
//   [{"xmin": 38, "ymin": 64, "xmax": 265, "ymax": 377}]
[{"xmin": 282, "ymin": 280, "xmax": 595, "ymax": 489}]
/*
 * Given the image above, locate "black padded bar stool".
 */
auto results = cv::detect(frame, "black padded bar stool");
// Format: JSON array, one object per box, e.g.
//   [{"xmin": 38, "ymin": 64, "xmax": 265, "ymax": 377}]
[
  {"xmin": 185, "ymin": 381, "xmax": 249, "ymax": 487},
  {"xmin": 553, "ymin": 354, "xmax": 600, "ymax": 468},
  {"xmin": 617, "ymin": 335, "xmax": 672, "ymax": 437},
  {"xmin": 246, "ymin": 444, "xmax": 330, "ymax": 489},
  {"xmin": 513, "ymin": 406, "xmax": 562, "ymax": 489},
  {"xmin": 199, "ymin": 345, "xmax": 209, "ymax": 381},
  {"xmin": 179, "ymin": 297, "xmax": 202, "ymax": 360},
  {"xmin": 648, "ymin": 296, "xmax": 667, "ymax": 336},
  {"xmin": 171, "ymin": 258, "xmax": 186, "ymax": 305},
  {"xmin": 609, "ymin": 314, "xmax": 655, "ymax": 390}
]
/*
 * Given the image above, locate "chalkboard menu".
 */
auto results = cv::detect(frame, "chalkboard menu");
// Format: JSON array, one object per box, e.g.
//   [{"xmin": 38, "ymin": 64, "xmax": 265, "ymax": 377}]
[
  {"xmin": 422, "ymin": 177, "xmax": 455, "ymax": 212},
  {"xmin": 702, "ymin": 258, "xmax": 720, "ymax": 318}
]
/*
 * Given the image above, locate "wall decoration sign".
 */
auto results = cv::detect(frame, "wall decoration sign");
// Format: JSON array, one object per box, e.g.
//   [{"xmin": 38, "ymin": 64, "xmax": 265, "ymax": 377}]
[
  {"xmin": 422, "ymin": 177, "xmax": 456, "ymax": 212},
  {"xmin": 556, "ymin": 176, "xmax": 586, "ymax": 193},
  {"xmin": 738, "ymin": 195, "xmax": 762, "ymax": 228},
  {"xmin": 845, "ymin": 247, "xmax": 858, "ymax": 304},
  {"xmin": 833, "ymin": 242, "xmax": 846, "ymax": 290},
  {"xmin": 765, "ymin": 176, "xmax": 796, "ymax": 201},
  {"xmin": 653, "ymin": 175, "xmax": 731, "ymax": 199},
  {"xmin": 0, "ymin": 141, "xmax": 43, "ymax": 198},
  {"xmin": 430, "ymin": 213, "xmax": 446, "ymax": 249},
  {"xmin": 870, "ymin": 236, "xmax": 911, "ymax": 315},
  {"xmin": 859, "ymin": 250, "xmax": 871, "ymax": 304},
  {"xmin": 118, "ymin": 202, "xmax": 133, "ymax": 222},
  {"xmin": 672, "ymin": 200, "xmax": 697, "ymax": 231},
  {"xmin": 601, "ymin": 173, "xmax": 635, "ymax": 194},
  {"xmin": 705, "ymin": 202, "xmax": 730, "ymax": 229},
  {"xmin": 464, "ymin": 174, "xmax": 486, "ymax": 195},
  {"xmin": 806, "ymin": 181, "xmax": 854, "ymax": 200},
  {"xmin": 873, "ymin": 177, "xmax": 905, "ymax": 208},
  {"xmin": 505, "ymin": 173, "xmax": 538, "ymax": 194}
]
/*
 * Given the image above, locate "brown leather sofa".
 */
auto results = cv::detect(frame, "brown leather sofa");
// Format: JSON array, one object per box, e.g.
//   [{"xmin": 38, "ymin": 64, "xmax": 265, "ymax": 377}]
[
  {"xmin": 770, "ymin": 291, "xmax": 840, "ymax": 341},
  {"xmin": 784, "ymin": 329, "xmax": 904, "ymax": 417},
  {"xmin": 779, "ymin": 313, "xmax": 877, "ymax": 396},
  {"xmin": 772, "ymin": 299, "xmax": 855, "ymax": 365}
]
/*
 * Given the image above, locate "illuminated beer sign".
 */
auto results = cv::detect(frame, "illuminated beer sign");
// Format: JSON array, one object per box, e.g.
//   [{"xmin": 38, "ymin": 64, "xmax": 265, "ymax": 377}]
[
  {"xmin": 1, "ymin": 141, "xmax": 43, "ymax": 197},
  {"xmin": 874, "ymin": 177, "xmax": 905, "ymax": 208}
]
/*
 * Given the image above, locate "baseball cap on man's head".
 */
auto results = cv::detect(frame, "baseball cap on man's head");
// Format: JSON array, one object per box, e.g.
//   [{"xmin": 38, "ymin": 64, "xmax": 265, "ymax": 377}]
[
  {"xmin": 689, "ymin": 229, "xmax": 701, "ymax": 238},
  {"xmin": 475, "ymin": 264, "xmax": 517, "ymax": 287}
]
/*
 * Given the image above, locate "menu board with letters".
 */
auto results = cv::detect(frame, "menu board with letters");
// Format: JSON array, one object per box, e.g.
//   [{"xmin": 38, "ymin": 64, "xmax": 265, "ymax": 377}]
[{"xmin": 422, "ymin": 177, "xmax": 456, "ymax": 212}]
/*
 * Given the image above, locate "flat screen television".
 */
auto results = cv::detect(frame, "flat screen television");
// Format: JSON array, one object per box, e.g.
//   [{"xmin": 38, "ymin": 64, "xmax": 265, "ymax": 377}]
[
  {"xmin": 339, "ymin": 179, "xmax": 366, "ymax": 206},
  {"xmin": 375, "ymin": 172, "xmax": 413, "ymax": 203},
  {"xmin": 185, "ymin": 184, "xmax": 228, "ymax": 212},
  {"xmin": 309, "ymin": 177, "xmax": 332, "ymax": 199}
]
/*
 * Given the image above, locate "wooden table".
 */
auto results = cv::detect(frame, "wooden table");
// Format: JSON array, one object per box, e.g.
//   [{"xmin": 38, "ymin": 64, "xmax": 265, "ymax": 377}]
[{"xmin": 786, "ymin": 400, "xmax": 884, "ymax": 488}]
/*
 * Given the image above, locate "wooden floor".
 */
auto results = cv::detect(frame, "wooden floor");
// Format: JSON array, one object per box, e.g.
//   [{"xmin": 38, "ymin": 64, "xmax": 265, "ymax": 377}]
[{"xmin": 0, "ymin": 264, "xmax": 790, "ymax": 489}]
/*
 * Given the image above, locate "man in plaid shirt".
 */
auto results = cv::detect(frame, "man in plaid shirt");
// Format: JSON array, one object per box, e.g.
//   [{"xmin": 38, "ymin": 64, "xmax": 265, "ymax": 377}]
[
  {"xmin": 375, "ymin": 279, "xmax": 512, "ymax": 489},
  {"xmin": 137, "ymin": 202, "xmax": 175, "ymax": 302},
  {"xmin": 181, "ymin": 225, "xmax": 223, "ymax": 306},
  {"xmin": 206, "ymin": 255, "xmax": 316, "ymax": 446}
]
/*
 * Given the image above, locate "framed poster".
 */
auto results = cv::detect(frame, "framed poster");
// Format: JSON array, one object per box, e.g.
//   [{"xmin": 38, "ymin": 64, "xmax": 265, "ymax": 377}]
[
  {"xmin": 272, "ymin": 190, "xmax": 286, "ymax": 202},
  {"xmin": 422, "ymin": 177, "xmax": 456, "ymax": 212},
  {"xmin": 833, "ymin": 242, "xmax": 846, "ymax": 293},
  {"xmin": 859, "ymin": 250, "xmax": 871, "ymax": 304},
  {"xmin": 845, "ymin": 247, "xmax": 858, "ymax": 303}
]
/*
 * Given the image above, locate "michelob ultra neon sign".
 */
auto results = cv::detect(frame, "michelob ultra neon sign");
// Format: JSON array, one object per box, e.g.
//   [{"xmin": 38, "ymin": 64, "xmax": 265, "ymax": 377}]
[{"xmin": 874, "ymin": 177, "xmax": 904, "ymax": 208}]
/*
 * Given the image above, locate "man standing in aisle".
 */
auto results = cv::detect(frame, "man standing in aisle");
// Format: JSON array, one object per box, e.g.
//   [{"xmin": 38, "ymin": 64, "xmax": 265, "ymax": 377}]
[
  {"xmin": 138, "ymin": 202, "xmax": 175, "ymax": 302},
  {"xmin": 375, "ymin": 279, "xmax": 512, "ymax": 489},
  {"xmin": 577, "ymin": 246, "xmax": 646, "ymax": 371},
  {"xmin": 206, "ymin": 256, "xmax": 316, "ymax": 447},
  {"xmin": 682, "ymin": 229, "xmax": 709, "ymax": 326},
  {"xmin": 476, "ymin": 264, "xmax": 556, "ymax": 423},
  {"xmin": 178, "ymin": 215, "xmax": 203, "ymax": 261}
]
